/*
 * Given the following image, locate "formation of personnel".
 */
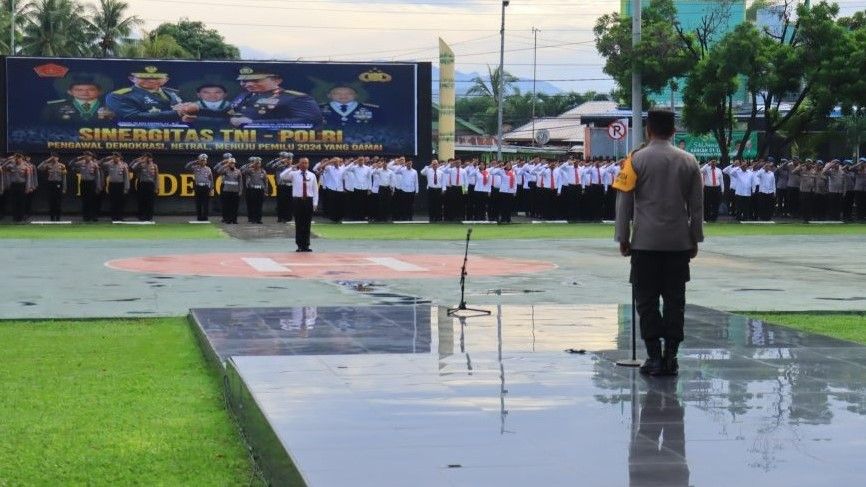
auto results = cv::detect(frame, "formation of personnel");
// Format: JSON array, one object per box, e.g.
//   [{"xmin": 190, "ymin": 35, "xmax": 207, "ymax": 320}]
[
  {"xmin": 4, "ymin": 150, "xmax": 866, "ymax": 225},
  {"xmin": 712, "ymin": 157, "xmax": 866, "ymax": 222}
]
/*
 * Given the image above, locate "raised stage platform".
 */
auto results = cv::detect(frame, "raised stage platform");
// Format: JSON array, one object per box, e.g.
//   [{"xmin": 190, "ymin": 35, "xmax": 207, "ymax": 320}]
[{"xmin": 189, "ymin": 304, "xmax": 866, "ymax": 486}]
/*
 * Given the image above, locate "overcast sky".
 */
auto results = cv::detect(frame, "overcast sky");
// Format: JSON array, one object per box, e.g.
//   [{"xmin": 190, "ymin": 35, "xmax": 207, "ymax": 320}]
[{"xmin": 124, "ymin": 0, "xmax": 866, "ymax": 95}]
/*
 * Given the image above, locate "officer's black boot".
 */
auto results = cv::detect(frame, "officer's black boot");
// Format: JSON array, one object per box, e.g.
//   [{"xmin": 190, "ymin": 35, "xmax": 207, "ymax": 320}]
[
  {"xmin": 663, "ymin": 339, "xmax": 680, "ymax": 376},
  {"xmin": 639, "ymin": 339, "xmax": 664, "ymax": 376}
]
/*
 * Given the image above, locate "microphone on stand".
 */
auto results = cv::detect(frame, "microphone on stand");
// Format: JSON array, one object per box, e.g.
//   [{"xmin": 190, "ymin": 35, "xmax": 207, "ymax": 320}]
[{"xmin": 447, "ymin": 228, "xmax": 491, "ymax": 317}]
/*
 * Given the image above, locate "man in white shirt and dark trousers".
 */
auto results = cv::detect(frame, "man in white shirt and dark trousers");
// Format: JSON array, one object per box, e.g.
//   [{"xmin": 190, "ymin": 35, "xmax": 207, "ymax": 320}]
[
  {"xmin": 280, "ymin": 157, "xmax": 318, "ymax": 252},
  {"xmin": 420, "ymin": 160, "xmax": 446, "ymax": 222},
  {"xmin": 700, "ymin": 160, "xmax": 724, "ymax": 222},
  {"xmin": 755, "ymin": 162, "xmax": 776, "ymax": 221}
]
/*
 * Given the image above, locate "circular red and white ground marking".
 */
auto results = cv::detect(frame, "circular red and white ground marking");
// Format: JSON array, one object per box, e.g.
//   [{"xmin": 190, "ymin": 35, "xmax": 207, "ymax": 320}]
[{"xmin": 105, "ymin": 252, "xmax": 557, "ymax": 280}]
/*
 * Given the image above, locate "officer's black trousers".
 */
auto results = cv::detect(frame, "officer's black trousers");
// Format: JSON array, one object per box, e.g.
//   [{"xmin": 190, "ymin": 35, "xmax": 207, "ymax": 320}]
[
  {"xmin": 630, "ymin": 250, "xmax": 690, "ymax": 344},
  {"xmin": 855, "ymin": 191, "xmax": 866, "ymax": 221},
  {"xmin": 827, "ymin": 193, "xmax": 843, "ymax": 221},
  {"xmin": 586, "ymin": 185, "xmax": 604, "ymax": 221},
  {"xmin": 194, "ymin": 185, "xmax": 210, "ymax": 221},
  {"xmin": 293, "ymin": 197, "xmax": 313, "ymax": 250},
  {"xmin": 701, "ymin": 187, "xmax": 718, "ymax": 221},
  {"xmin": 221, "ymin": 191, "xmax": 239, "ymax": 223},
  {"xmin": 377, "ymin": 187, "xmax": 393, "ymax": 222},
  {"xmin": 604, "ymin": 187, "xmax": 617, "ymax": 220},
  {"xmin": 328, "ymin": 190, "xmax": 345, "ymax": 222},
  {"xmin": 137, "ymin": 182, "xmax": 156, "ymax": 221},
  {"xmin": 444, "ymin": 186, "xmax": 463, "ymax": 221},
  {"xmin": 498, "ymin": 193, "xmax": 514, "ymax": 223},
  {"xmin": 814, "ymin": 193, "xmax": 827, "ymax": 220},
  {"xmin": 403, "ymin": 191, "xmax": 415, "ymax": 221},
  {"xmin": 9, "ymin": 182, "xmax": 26, "ymax": 222},
  {"xmin": 277, "ymin": 184, "xmax": 293, "ymax": 222},
  {"xmin": 427, "ymin": 188, "xmax": 443, "ymax": 222},
  {"xmin": 465, "ymin": 185, "xmax": 476, "ymax": 220},
  {"xmin": 246, "ymin": 188, "xmax": 264, "ymax": 223},
  {"xmin": 842, "ymin": 191, "xmax": 855, "ymax": 221},
  {"xmin": 107, "ymin": 182, "xmax": 125, "ymax": 221},
  {"xmin": 800, "ymin": 192, "xmax": 814, "ymax": 221},
  {"xmin": 734, "ymin": 195, "xmax": 751, "ymax": 221},
  {"xmin": 562, "ymin": 186, "xmax": 580, "ymax": 221},
  {"xmin": 489, "ymin": 188, "xmax": 500, "ymax": 222},
  {"xmin": 46, "ymin": 181, "xmax": 63, "ymax": 221},
  {"xmin": 787, "ymin": 188, "xmax": 800, "ymax": 217},
  {"xmin": 80, "ymin": 180, "xmax": 99, "ymax": 221},
  {"xmin": 473, "ymin": 191, "xmax": 490, "ymax": 220}
]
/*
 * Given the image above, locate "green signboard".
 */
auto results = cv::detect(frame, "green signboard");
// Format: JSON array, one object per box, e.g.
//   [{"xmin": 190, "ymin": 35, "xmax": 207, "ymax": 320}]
[{"xmin": 674, "ymin": 131, "xmax": 757, "ymax": 159}]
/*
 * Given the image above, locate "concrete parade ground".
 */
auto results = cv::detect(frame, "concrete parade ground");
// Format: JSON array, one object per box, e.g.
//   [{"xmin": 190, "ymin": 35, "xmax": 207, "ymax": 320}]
[{"xmin": 2, "ymin": 220, "xmax": 865, "ymax": 319}]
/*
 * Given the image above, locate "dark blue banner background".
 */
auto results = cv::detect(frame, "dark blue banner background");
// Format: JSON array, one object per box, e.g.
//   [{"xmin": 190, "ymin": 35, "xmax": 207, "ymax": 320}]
[{"xmin": 4, "ymin": 57, "xmax": 421, "ymax": 155}]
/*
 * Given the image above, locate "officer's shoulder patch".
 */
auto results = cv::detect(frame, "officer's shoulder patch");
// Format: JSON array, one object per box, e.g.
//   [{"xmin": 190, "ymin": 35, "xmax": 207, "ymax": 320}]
[
  {"xmin": 362, "ymin": 102, "xmax": 379, "ymax": 108},
  {"xmin": 112, "ymin": 87, "xmax": 133, "ymax": 95},
  {"xmin": 46, "ymin": 99, "xmax": 68, "ymax": 104}
]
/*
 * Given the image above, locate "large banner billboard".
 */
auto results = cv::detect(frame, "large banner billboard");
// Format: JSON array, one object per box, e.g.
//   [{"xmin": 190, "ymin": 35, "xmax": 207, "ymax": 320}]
[
  {"xmin": 674, "ymin": 131, "xmax": 758, "ymax": 159},
  {"xmin": 3, "ymin": 56, "xmax": 429, "ymax": 156}
]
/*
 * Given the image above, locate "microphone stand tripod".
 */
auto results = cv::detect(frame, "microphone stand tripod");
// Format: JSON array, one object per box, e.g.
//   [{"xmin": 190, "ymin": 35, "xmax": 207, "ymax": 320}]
[{"xmin": 447, "ymin": 228, "xmax": 491, "ymax": 318}]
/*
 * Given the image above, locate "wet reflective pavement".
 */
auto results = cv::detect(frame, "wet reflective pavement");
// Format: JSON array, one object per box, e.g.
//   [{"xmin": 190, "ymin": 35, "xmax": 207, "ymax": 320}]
[{"xmin": 194, "ymin": 304, "xmax": 866, "ymax": 486}]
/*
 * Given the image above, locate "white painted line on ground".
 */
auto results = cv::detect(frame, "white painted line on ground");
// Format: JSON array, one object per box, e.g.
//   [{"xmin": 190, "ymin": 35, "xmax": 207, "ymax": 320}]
[
  {"xmin": 188, "ymin": 220, "xmax": 212, "ymax": 224},
  {"xmin": 241, "ymin": 257, "xmax": 292, "ymax": 273},
  {"xmin": 392, "ymin": 221, "xmax": 428, "ymax": 224},
  {"xmin": 740, "ymin": 221, "xmax": 776, "ymax": 224},
  {"xmin": 532, "ymin": 220, "xmax": 568, "ymax": 224},
  {"xmin": 366, "ymin": 257, "xmax": 427, "ymax": 272},
  {"xmin": 29, "ymin": 221, "xmax": 72, "ymax": 225},
  {"xmin": 809, "ymin": 221, "xmax": 844, "ymax": 224},
  {"xmin": 113, "ymin": 221, "xmax": 156, "ymax": 225}
]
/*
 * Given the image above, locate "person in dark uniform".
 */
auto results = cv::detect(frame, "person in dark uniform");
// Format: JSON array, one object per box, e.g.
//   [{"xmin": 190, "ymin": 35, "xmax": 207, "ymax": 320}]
[
  {"xmin": 4, "ymin": 154, "xmax": 35, "ymax": 222},
  {"xmin": 228, "ymin": 67, "xmax": 322, "ymax": 127},
  {"xmin": 241, "ymin": 157, "xmax": 270, "ymax": 224},
  {"xmin": 320, "ymin": 85, "xmax": 379, "ymax": 127},
  {"xmin": 615, "ymin": 110, "xmax": 704, "ymax": 377},
  {"xmin": 216, "ymin": 157, "xmax": 243, "ymax": 224},
  {"xmin": 185, "ymin": 154, "xmax": 214, "ymax": 221},
  {"xmin": 37, "ymin": 153, "xmax": 67, "ymax": 221},
  {"xmin": 106, "ymin": 66, "xmax": 197, "ymax": 122},
  {"xmin": 266, "ymin": 151, "xmax": 295, "ymax": 222},
  {"xmin": 280, "ymin": 157, "xmax": 318, "ymax": 252},
  {"xmin": 129, "ymin": 153, "xmax": 159, "ymax": 221},
  {"xmin": 69, "ymin": 152, "xmax": 103, "ymax": 222},
  {"xmin": 99, "ymin": 153, "xmax": 130, "ymax": 221},
  {"xmin": 45, "ymin": 80, "xmax": 114, "ymax": 123}
]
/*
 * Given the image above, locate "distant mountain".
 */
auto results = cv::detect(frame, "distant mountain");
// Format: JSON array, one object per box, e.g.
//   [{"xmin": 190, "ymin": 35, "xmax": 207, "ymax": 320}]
[{"xmin": 432, "ymin": 66, "xmax": 563, "ymax": 98}]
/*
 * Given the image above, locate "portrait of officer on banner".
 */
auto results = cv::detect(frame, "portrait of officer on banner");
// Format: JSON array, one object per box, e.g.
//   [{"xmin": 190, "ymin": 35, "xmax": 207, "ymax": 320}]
[
  {"xmin": 44, "ymin": 76, "xmax": 115, "ymax": 123},
  {"xmin": 320, "ymin": 84, "xmax": 379, "ymax": 127},
  {"xmin": 183, "ymin": 84, "xmax": 233, "ymax": 125},
  {"xmin": 228, "ymin": 67, "xmax": 323, "ymax": 128},
  {"xmin": 105, "ymin": 65, "xmax": 198, "ymax": 123}
]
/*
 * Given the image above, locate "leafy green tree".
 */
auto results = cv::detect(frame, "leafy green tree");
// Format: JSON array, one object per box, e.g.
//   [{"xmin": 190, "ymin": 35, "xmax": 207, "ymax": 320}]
[
  {"xmin": 90, "ymin": 0, "xmax": 141, "ymax": 57},
  {"xmin": 151, "ymin": 19, "xmax": 239, "ymax": 59},
  {"xmin": 0, "ymin": 0, "xmax": 31, "ymax": 54},
  {"xmin": 594, "ymin": 0, "xmax": 695, "ymax": 104},
  {"xmin": 20, "ymin": 0, "xmax": 95, "ymax": 56},
  {"xmin": 836, "ymin": 113, "xmax": 866, "ymax": 159},
  {"xmin": 118, "ymin": 32, "xmax": 193, "ymax": 59}
]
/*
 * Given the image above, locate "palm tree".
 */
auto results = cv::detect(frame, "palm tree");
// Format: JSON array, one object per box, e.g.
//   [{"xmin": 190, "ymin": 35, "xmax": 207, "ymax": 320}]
[
  {"xmin": 1, "ymin": 0, "xmax": 32, "ymax": 54},
  {"xmin": 90, "ymin": 0, "xmax": 140, "ymax": 57},
  {"xmin": 20, "ymin": 0, "xmax": 95, "ymax": 56},
  {"xmin": 466, "ymin": 65, "xmax": 519, "ymax": 101},
  {"xmin": 118, "ymin": 32, "xmax": 193, "ymax": 59}
]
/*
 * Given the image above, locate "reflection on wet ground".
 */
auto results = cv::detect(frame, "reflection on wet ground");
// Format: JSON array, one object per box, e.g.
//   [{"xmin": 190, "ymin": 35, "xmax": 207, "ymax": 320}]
[{"xmin": 194, "ymin": 304, "xmax": 866, "ymax": 486}]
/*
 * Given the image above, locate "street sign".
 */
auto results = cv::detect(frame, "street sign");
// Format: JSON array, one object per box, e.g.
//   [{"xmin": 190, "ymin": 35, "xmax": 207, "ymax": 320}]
[{"xmin": 607, "ymin": 121, "xmax": 627, "ymax": 140}]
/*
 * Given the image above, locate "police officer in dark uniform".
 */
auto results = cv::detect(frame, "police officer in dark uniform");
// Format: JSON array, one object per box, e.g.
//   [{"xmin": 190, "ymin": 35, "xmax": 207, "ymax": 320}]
[
  {"xmin": 320, "ymin": 85, "xmax": 379, "ymax": 127},
  {"xmin": 241, "ymin": 157, "xmax": 271, "ymax": 224},
  {"xmin": 228, "ymin": 67, "xmax": 322, "ymax": 127},
  {"xmin": 106, "ymin": 66, "xmax": 196, "ymax": 122},
  {"xmin": 45, "ymin": 79, "xmax": 114, "ymax": 123},
  {"xmin": 37, "ymin": 153, "xmax": 67, "ymax": 221}
]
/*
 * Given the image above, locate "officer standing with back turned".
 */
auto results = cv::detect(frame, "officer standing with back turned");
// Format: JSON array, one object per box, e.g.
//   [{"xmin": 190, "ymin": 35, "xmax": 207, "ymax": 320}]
[{"xmin": 615, "ymin": 110, "xmax": 704, "ymax": 377}]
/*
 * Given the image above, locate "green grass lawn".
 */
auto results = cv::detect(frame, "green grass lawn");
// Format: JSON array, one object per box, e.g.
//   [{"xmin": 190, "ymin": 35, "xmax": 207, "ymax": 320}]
[
  {"xmin": 0, "ymin": 223, "xmax": 226, "ymax": 240},
  {"xmin": 0, "ymin": 318, "xmax": 262, "ymax": 486},
  {"xmin": 747, "ymin": 312, "xmax": 866, "ymax": 345},
  {"xmin": 313, "ymin": 222, "xmax": 866, "ymax": 240}
]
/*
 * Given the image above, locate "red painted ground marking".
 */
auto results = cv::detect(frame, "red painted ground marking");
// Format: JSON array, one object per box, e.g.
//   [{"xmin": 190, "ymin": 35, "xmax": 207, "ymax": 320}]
[{"xmin": 105, "ymin": 252, "xmax": 557, "ymax": 280}]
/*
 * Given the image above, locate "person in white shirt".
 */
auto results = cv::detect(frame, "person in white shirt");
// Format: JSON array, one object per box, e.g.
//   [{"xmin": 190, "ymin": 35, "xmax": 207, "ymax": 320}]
[
  {"xmin": 755, "ymin": 162, "xmax": 777, "ymax": 221},
  {"xmin": 420, "ymin": 159, "xmax": 446, "ymax": 222},
  {"xmin": 700, "ymin": 159, "xmax": 724, "ymax": 221},
  {"xmin": 466, "ymin": 161, "xmax": 492, "ymax": 220},
  {"xmin": 391, "ymin": 158, "xmax": 419, "ymax": 221},
  {"xmin": 343, "ymin": 158, "xmax": 372, "ymax": 221},
  {"xmin": 441, "ymin": 159, "xmax": 468, "ymax": 221},
  {"xmin": 555, "ymin": 159, "xmax": 582, "ymax": 222},
  {"xmin": 584, "ymin": 159, "xmax": 606, "ymax": 221},
  {"xmin": 602, "ymin": 159, "xmax": 620, "ymax": 220},
  {"xmin": 320, "ymin": 158, "xmax": 346, "ymax": 222},
  {"xmin": 371, "ymin": 161, "xmax": 395, "ymax": 222},
  {"xmin": 723, "ymin": 160, "xmax": 754, "ymax": 221},
  {"xmin": 490, "ymin": 161, "xmax": 518, "ymax": 223},
  {"xmin": 279, "ymin": 157, "xmax": 318, "ymax": 252}
]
